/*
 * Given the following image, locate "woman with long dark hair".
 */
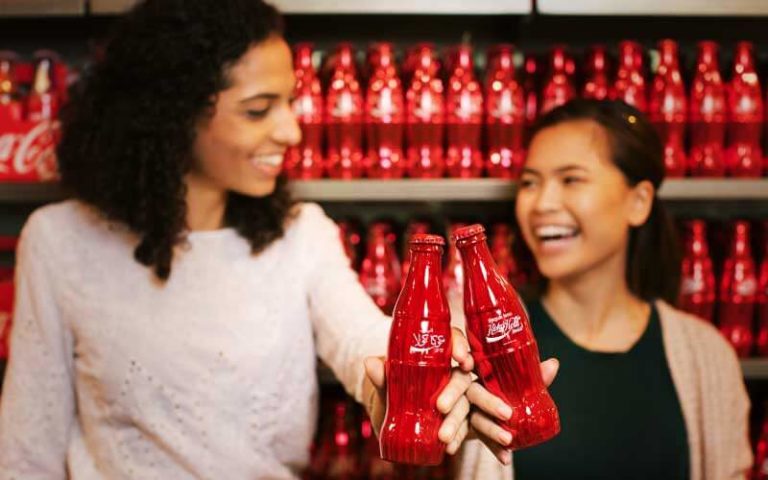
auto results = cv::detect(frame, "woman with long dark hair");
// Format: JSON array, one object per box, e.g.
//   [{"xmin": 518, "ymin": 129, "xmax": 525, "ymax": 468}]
[
  {"xmin": 459, "ymin": 99, "xmax": 751, "ymax": 479},
  {"xmin": 0, "ymin": 1, "xmax": 480, "ymax": 478}
]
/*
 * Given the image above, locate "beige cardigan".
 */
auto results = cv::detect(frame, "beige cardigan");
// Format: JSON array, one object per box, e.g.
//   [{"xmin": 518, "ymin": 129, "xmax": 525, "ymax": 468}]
[{"xmin": 455, "ymin": 300, "xmax": 753, "ymax": 480}]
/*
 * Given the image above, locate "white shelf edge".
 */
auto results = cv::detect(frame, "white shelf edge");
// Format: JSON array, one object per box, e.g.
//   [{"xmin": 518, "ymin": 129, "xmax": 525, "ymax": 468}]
[
  {"xmin": 659, "ymin": 179, "xmax": 768, "ymax": 200},
  {"xmin": 741, "ymin": 359, "xmax": 768, "ymax": 380},
  {"xmin": 0, "ymin": 0, "xmax": 85, "ymax": 16},
  {"xmin": 537, "ymin": 0, "xmax": 768, "ymax": 16}
]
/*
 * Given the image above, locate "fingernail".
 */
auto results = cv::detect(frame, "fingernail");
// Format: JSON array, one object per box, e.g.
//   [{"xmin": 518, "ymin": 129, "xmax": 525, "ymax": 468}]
[
  {"xmin": 498, "ymin": 430, "xmax": 512, "ymax": 446},
  {"xmin": 497, "ymin": 404, "xmax": 512, "ymax": 420},
  {"xmin": 500, "ymin": 450, "xmax": 511, "ymax": 465},
  {"xmin": 439, "ymin": 421, "xmax": 454, "ymax": 441}
]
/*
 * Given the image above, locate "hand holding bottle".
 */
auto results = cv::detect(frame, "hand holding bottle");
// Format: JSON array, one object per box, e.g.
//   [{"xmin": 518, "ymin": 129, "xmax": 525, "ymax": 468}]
[
  {"xmin": 362, "ymin": 326, "xmax": 474, "ymax": 456},
  {"xmin": 465, "ymin": 358, "xmax": 560, "ymax": 464}
]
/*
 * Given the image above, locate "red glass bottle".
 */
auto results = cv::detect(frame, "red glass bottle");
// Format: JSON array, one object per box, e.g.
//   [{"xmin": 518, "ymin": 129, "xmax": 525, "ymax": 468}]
[
  {"xmin": 284, "ymin": 43, "xmax": 324, "ymax": 180},
  {"xmin": 689, "ymin": 41, "xmax": 726, "ymax": 177},
  {"xmin": 406, "ymin": 44, "xmax": 445, "ymax": 178},
  {"xmin": 337, "ymin": 219, "xmax": 362, "ymax": 270},
  {"xmin": 755, "ymin": 224, "xmax": 768, "ymax": 356},
  {"xmin": 755, "ymin": 417, "xmax": 768, "ymax": 480},
  {"xmin": 490, "ymin": 223, "xmax": 527, "ymax": 290},
  {"xmin": 522, "ymin": 55, "xmax": 540, "ymax": 145},
  {"xmin": 649, "ymin": 39, "xmax": 688, "ymax": 177},
  {"xmin": 359, "ymin": 222, "xmax": 402, "ymax": 315},
  {"xmin": 325, "ymin": 43, "xmax": 364, "ymax": 179},
  {"xmin": 401, "ymin": 220, "xmax": 432, "ymax": 284},
  {"xmin": 380, "ymin": 234, "xmax": 452, "ymax": 465},
  {"xmin": 541, "ymin": 46, "xmax": 576, "ymax": 115},
  {"xmin": 612, "ymin": 40, "xmax": 647, "ymax": 112},
  {"xmin": 445, "ymin": 45, "xmax": 483, "ymax": 178},
  {"xmin": 582, "ymin": 45, "xmax": 610, "ymax": 101},
  {"xmin": 454, "ymin": 224, "xmax": 559, "ymax": 448},
  {"xmin": 26, "ymin": 56, "xmax": 59, "ymax": 122},
  {"xmin": 324, "ymin": 400, "xmax": 359, "ymax": 479},
  {"xmin": 678, "ymin": 220, "xmax": 716, "ymax": 322},
  {"xmin": 726, "ymin": 41, "xmax": 763, "ymax": 177},
  {"xmin": 0, "ymin": 52, "xmax": 23, "ymax": 124},
  {"xmin": 443, "ymin": 222, "xmax": 467, "ymax": 304},
  {"xmin": 485, "ymin": 44, "xmax": 525, "ymax": 179},
  {"xmin": 719, "ymin": 221, "xmax": 758, "ymax": 357},
  {"xmin": 365, "ymin": 42, "xmax": 405, "ymax": 179}
]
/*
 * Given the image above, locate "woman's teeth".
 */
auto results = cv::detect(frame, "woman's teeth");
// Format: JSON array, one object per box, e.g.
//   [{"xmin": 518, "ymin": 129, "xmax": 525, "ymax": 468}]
[
  {"xmin": 535, "ymin": 225, "xmax": 580, "ymax": 241},
  {"xmin": 252, "ymin": 154, "xmax": 284, "ymax": 167}
]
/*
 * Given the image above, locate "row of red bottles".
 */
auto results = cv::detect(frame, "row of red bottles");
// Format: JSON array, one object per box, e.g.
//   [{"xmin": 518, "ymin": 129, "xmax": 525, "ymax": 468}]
[
  {"xmin": 0, "ymin": 51, "xmax": 66, "ymax": 125},
  {"xmin": 304, "ymin": 398, "xmax": 452, "ymax": 479},
  {"xmin": 339, "ymin": 219, "xmax": 527, "ymax": 315},
  {"xmin": 285, "ymin": 42, "xmax": 526, "ymax": 179},
  {"xmin": 286, "ymin": 40, "xmax": 766, "ymax": 179},
  {"xmin": 679, "ymin": 219, "xmax": 768, "ymax": 357}
]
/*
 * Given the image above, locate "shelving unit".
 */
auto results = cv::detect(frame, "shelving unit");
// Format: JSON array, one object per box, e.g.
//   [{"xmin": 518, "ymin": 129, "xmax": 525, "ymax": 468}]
[
  {"xmin": 537, "ymin": 0, "xmax": 768, "ymax": 16},
  {"xmin": 1, "ymin": 178, "xmax": 767, "ymax": 204},
  {"xmin": 0, "ymin": 0, "xmax": 85, "ymax": 17}
]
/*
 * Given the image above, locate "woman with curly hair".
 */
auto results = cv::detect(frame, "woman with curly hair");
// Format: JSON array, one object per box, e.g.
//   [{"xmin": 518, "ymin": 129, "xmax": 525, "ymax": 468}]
[{"xmin": 0, "ymin": 1, "xmax": 480, "ymax": 478}]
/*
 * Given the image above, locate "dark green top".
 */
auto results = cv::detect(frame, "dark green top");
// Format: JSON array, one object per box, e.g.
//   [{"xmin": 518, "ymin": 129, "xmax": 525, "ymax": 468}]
[{"xmin": 513, "ymin": 301, "xmax": 689, "ymax": 480}]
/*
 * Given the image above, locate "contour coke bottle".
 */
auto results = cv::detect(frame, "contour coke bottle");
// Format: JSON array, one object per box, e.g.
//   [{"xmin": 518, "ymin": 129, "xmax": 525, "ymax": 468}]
[
  {"xmin": 755, "ymin": 224, "xmax": 768, "ymax": 356},
  {"xmin": 649, "ymin": 39, "xmax": 687, "ymax": 177},
  {"xmin": 678, "ymin": 220, "xmax": 716, "ymax": 322},
  {"xmin": 401, "ymin": 220, "xmax": 432, "ymax": 284},
  {"xmin": 689, "ymin": 41, "xmax": 726, "ymax": 177},
  {"xmin": 359, "ymin": 222, "xmax": 402, "ymax": 315},
  {"xmin": 365, "ymin": 42, "xmax": 405, "ymax": 179},
  {"xmin": 718, "ymin": 220, "xmax": 757, "ymax": 357},
  {"xmin": 726, "ymin": 41, "xmax": 763, "ymax": 177},
  {"xmin": 0, "ymin": 52, "xmax": 23, "ymax": 124},
  {"xmin": 445, "ymin": 45, "xmax": 483, "ymax": 178},
  {"xmin": 284, "ymin": 43, "xmax": 324, "ymax": 179},
  {"xmin": 485, "ymin": 44, "xmax": 525, "ymax": 178},
  {"xmin": 405, "ymin": 44, "xmax": 445, "ymax": 178},
  {"xmin": 380, "ymin": 234, "xmax": 452, "ymax": 465},
  {"xmin": 26, "ymin": 56, "xmax": 59, "ymax": 122},
  {"xmin": 325, "ymin": 43, "xmax": 364, "ymax": 179},
  {"xmin": 541, "ymin": 46, "xmax": 576, "ymax": 115},
  {"xmin": 582, "ymin": 45, "xmax": 610, "ymax": 101},
  {"xmin": 612, "ymin": 40, "xmax": 647, "ymax": 112},
  {"xmin": 454, "ymin": 224, "xmax": 560, "ymax": 448},
  {"xmin": 490, "ymin": 222, "xmax": 527, "ymax": 290}
]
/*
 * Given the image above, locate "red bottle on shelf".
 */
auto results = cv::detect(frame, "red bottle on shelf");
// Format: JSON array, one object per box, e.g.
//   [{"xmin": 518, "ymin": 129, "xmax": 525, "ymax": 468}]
[
  {"xmin": 649, "ymin": 39, "xmax": 688, "ymax": 177},
  {"xmin": 380, "ymin": 233, "xmax": 452, "ymax": 465},
  {"xmin": 755, "ymin": 415, "xmax": 768, "ymax": 480},
  {"xmin": 755, "ymin": 224, "xmax": 768, "ymax": 356},
  {"xmin": 401, "ymin": 220, "xmax": 432, "ymax": 283},
  {"xmin": 26, "ymin": 56, "xmax": 59, "ymax": 122},
  {"xmin": 678, "ymin": 220, "xmax": 716, "ymax": 322},
  {"xmin": 0, "ymin": 52, "xmax": 23, "ymax": 124},
  {"xmin": 522, "ymin": 54, "xmax": 540, "ymax": 144},
  {"xmin": 405, "ymin": 44, "xmax": 445, "ymax": 178},
  {"xmin": 484, "ymin": 44, "xmax": 525, "ymax": 179},
  {"xmin": 445, "ymin": 45, "xmax": 483, "ymax": 178},
  {"xmin": 284, "ymin": 43, "xmax": 324, "ymax": 180},
  {"xmin": 689, "ymin": 41, "xmax": 726, "ymax": 177},
  {"xmin": 454, "ymin": 224, "xmax": 560, "ymax": 448},
  {"xmin": 490, "ymin": 223, "xmax": 527, "ymax": 290},
  {"xmin": 359, "ymin": 222, "xmax": 401, "ymax": 315},
  {"xmin": 444, "ymin": 222, "xmax": 467, "ymax": 304},
  {"xmin": 612, "ymin": 40, "xmax": 647, "ymax": 112},
  {"xmin": 325, "ymin": 43, "xmax": 364, "ymax": 179},
  {"xmin": 582, "ymin": 45, "xmax": 610, "ymax": 101},
  {"xmin": 337, "ymin": 219, "xmax": 362, "ymax": 270},
  {"xmin": 324, "ymin": 400, "xmax": 360, "ymax": 479},
  {"xmin": 718, "ymin": 221, "xmax": 758, "ymax": 357},
  {"xmin": 726, "ymin": 41, "xmax": 763, "ymax": 177},
  {"xmin": 541, "ymin": 46, "xmax": 576, "ymax": 115},
  {"xmin": 365, "ymin": 42, "xmax": 405, "ymax": 179}
]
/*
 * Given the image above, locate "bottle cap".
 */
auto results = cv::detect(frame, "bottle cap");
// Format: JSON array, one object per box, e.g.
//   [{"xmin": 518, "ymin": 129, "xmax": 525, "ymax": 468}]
[
  {"xmin": 452, "ymin": 224, "xmax": 485, "ymax": 242},
  {"xmin": 410, "ymin": 233, "xmax": 445, "ymax": 246}
]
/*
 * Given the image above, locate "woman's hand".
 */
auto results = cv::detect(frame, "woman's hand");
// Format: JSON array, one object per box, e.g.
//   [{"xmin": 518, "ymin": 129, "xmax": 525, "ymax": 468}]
[
  {"xmin": 363, "ymin": 327, "xmax": 475, "ymax": 455},
  {"xmin": 466, "ymin": 358, "xmax": 560, "ymax": 465}
]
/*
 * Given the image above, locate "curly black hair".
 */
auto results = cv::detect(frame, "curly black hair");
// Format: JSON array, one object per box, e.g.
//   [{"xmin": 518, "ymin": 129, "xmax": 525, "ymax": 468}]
[{"xmin": 57, "ymin": 0, "xmax": 294, "ymax": 281}]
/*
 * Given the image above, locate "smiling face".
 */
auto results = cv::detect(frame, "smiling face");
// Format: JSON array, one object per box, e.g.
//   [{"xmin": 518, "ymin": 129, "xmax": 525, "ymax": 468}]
[
  {"xmin": 515, "ymin": 119, "xmax": 654, "ymax": 284},
  {"xmin": 188, "ymin": 35, "xmax": 300, "ymax": 198}
]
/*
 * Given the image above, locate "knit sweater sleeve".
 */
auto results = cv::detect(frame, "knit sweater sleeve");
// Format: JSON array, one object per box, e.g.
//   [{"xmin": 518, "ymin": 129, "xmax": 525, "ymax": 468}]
[
  {"xmin": 0, "ymin": 210, "xmax": 76, "ymax": 480},
  {"xmin": 299, "ymin": 203, "xmax": 391, "ymax": 403}
]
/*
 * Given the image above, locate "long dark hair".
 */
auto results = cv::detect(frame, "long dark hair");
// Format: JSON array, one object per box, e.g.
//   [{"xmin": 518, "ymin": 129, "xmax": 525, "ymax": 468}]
[
  {"xmin": 57, "ymin": 0, "xmax": 294, "ymax": 281},
  {"xmin": 519, "ymin": 99, "xmax": 681, "ymax": 304}
]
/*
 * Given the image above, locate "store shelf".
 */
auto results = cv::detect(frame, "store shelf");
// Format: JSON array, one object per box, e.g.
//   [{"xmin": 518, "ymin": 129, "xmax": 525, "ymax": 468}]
[
  {"xmin": 0, "ymin": 0, "xmax": 85, "ymax": 16},
  {"xmin": 89, "ymin": 0, "xmax": 530, "ymax": 15},
  {"xmin": 741, "ymin": 359, "xmax": 768, "ymax": 380},
  {"xmin": 1, "ymin": 179, "xmax": 767, "ymax": 204},
  {"xmin": 537, "ymin": 0, "xmax": 768, "ymax": 16}
]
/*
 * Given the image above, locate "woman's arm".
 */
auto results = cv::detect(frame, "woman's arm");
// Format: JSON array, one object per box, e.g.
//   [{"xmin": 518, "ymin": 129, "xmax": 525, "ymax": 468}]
[{"xmin": 0, "ymin": 213, "xmax": 76, "ymax": 479}]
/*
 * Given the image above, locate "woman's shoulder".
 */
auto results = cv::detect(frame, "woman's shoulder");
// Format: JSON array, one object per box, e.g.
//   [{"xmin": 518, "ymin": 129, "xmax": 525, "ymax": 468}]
[
  {"xmin": 283, "ymin": 201, "xmax": 336, "ymax": 238},
  {"xmin": 655, "ymin": 300, "xmax": 739, "ymax": 364}
]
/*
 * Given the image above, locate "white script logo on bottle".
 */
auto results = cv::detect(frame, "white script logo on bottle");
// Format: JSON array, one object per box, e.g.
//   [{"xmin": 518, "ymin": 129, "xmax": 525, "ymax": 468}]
[
  {"xmin": 485, "ymin": 312, "xmax": 522, "ymax": 344},
  {"xmin": 410, "ymin": 328, "xmax": 446, "ymax": 354}
]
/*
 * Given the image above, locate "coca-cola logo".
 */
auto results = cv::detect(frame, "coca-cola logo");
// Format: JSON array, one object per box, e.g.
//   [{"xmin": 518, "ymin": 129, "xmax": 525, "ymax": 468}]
[
  {"xmin": 331, "ymin": 92, "xmax": 358, "ymax": 119},
  {"xmin": 452, "ymin": 92, "xmax": 481, "ymax": 120},
  {"xmin": 0, "ymin": 121, "xmax": 59, "ymax": 180},
  {"xmin": 489, "ymin": 91, "xmax": 515, "ymax": 119},
  {"xmin": 414, "ymin": 93, "xmax": 438, "ymax": 120},
  {"xmin": 410, "ymin": 329, "xmax": 446, "ymax": 355},
  {"xmin": 293, "ymin": 95, "xmax": 319, "ymax": 118},
  {"xmin": 681, "ymin": 276, "xmax": 705, "ymax": 295},
  {"xmin": 486, "ymin": 312, "xmax": 522, "ymax": 344},
  {"xmin": 736, "ymin": 278, "xmax": 757, "ymax": 297}
]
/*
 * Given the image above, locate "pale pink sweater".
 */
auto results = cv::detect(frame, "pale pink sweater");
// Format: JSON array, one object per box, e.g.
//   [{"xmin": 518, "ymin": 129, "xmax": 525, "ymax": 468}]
[{"xmin": 456, "ymin": 300, "xmax": 753, "ymax": 480}]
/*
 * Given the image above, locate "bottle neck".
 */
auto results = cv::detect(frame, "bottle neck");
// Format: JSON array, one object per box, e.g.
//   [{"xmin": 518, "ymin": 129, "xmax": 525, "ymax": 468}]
[{"xmin": 731, "ymin": 226, "xmax": 752, "ymax": 258}]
